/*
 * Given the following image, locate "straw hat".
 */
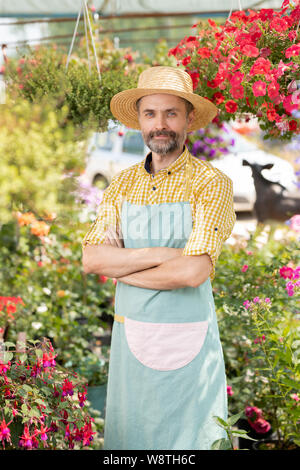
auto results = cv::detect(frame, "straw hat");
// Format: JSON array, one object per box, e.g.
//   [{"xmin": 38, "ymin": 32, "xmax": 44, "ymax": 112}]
[{"xmin": 110, "ymin": 66, "xmax": 218, "ymax": 132}]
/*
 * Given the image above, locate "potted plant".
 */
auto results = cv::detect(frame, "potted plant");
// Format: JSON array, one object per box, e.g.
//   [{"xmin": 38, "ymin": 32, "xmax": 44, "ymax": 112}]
[
  {"xmin": 168, "ymin": 0, "xmax": 300, "ymax": 140},
  {"xmin": 0, "ymin": 337, "xmax": 102, "ymax": 449}
]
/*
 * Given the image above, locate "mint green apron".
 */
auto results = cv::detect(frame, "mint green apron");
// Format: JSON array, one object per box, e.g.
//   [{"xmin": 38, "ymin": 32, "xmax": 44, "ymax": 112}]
[{"xmin": 103, "ymin": 155, "xmax": 227, "ymax": 450}]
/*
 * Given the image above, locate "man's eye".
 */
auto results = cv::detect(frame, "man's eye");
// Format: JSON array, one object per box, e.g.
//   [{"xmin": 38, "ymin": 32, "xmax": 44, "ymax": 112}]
[{"xmin": 168, "ymin": 112, "xmax": 176, "ymax": 116}]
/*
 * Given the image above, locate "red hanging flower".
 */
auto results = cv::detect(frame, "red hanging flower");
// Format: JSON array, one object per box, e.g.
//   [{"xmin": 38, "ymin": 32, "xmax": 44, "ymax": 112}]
[
  {"xmin": 241, "ymin": 44, "xmax": 260, "ymax": 57},
  {"xmin": 225, "ymin": 100, "xmax": 238, "ymax": 113},
  {"xmin": 252, "ymin": 80, "xmax": 267, "ymax": 97}
]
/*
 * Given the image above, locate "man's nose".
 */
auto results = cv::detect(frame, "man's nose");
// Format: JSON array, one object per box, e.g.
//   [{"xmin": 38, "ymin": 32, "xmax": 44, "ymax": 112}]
[{"xmin": 153, "ymin": 113, "xmax": 167, "ymax": 130}]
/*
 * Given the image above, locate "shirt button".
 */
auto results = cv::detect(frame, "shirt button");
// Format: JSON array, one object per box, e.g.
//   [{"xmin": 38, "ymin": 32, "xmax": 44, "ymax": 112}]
[
  {"xmin": 152, "ymin": 186, "xmax": 156, "ymax": 191},
  {"xmin": 168, "ymin": 171, "xmax": 171, "ymax": 175}
]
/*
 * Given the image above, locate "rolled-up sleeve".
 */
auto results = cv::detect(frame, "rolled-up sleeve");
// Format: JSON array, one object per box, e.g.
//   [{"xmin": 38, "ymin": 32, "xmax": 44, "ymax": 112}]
[
  {"xmin": 82, "ymin": 179, "xmax": 120, "ymax": 248},
  {"xmin": 182, "ymin": 174, "xmax": 236, "ymax": 282}
]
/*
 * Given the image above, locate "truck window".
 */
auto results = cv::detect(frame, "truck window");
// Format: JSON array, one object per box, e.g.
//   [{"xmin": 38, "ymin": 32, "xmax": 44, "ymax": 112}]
[{"xmin": 122, "ymin": 131, "xmax": 145, "ymax": 155}]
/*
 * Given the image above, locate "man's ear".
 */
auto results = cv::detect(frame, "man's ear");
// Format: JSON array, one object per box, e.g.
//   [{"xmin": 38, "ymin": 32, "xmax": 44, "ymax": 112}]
[{"xmin": 188, "ymin": 109, "xmax": 196, "ymax": 127}]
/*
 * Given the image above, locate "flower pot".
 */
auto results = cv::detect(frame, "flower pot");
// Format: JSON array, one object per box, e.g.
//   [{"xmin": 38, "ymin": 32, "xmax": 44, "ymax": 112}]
[
  {"xmin": 87, "ymin": 383, "xmax": 108, "ymax": 417},
  {"xmin": 237, "ymin": 418, "xmax": 272, "ymax": 450},
  {"xmin": 252, "ymin": 439, "xmax": 300, "ymax": 451}
]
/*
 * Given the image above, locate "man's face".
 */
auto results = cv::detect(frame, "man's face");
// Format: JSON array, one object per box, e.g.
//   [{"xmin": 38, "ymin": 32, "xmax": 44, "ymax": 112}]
[{"xmin": 137, "ymin": 94, "xmax": 194, "ymax": 156}]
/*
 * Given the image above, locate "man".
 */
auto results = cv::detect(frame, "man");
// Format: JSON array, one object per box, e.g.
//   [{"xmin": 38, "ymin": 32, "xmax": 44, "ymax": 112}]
[{"xmin": 82, "ymin": 66, "xmax": 236, "ymax": 450}]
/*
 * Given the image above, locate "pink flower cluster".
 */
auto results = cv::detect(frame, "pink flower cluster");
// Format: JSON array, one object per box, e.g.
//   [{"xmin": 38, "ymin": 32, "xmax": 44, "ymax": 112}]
[
  {"xmin": 243, "ymin": 297, "xmax": 271, "ymax": 309},
  {"xmin": 279, "ymin": 265, "xmax": 300, "ymax": 296},
  {"xmin": 245, "ymin": 406, "xmax": 271, "ymax": 434}
]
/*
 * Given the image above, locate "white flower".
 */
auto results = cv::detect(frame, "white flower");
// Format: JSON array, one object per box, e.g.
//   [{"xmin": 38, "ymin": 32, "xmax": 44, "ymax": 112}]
[
  {"xmin": 32, "ymin": 322, "xmax": 42, "ymax": 330},
  {"xmin": 43, "ymin": 287, "xmax": 51, "ymax": 295},
  {"xmin": 37, "ymin": 304, "xmax": 48, "ymax": 313}
]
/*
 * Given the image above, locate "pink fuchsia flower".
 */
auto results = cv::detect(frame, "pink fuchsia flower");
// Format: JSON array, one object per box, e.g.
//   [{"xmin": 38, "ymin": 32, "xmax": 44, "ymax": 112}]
[
  {"xmin": 61, "ymin": 378, "xmax": 74, "ymax": 397},
  {"xmin": 264, "ymin": 297, "xmax": 271, "ymax": 303},
  {"xmin": 246, "ymin": 250, "xmax": 253, "ymax": 255},
  {"xmin": 243, "ymin": 300, "xmax": 251, "ymax": 309},
  {"xmin": 78, "ymin": 387, "xmax": 88, "ymax": 407},
  {"xmin": 0, "ymin": 419, "xmax": 12, "ymax": 447},
  {"xmin": 241, "ymin": 264, "xmax": 248, "ymax": 272},
  {"xmin": 19, "ymin": 426, "xmax": 39, "ymax": 449},
  {"xmin": 81, "ymin": 419, "xmax": 96, "ymax": 446},
  {"xmin": 38, "ymin": 424, "xmax": 51, "ymax": 446},
  {"xmin": 227, "ymin": 385, "xmax": 234, "ymax": 396},
  {"xmin": 252, "ymin": 80, "xmax": 267, "ymax": 97},
  {"xmin": 253, "ymin": 296, "xmax": 260, "ymax": 303}
]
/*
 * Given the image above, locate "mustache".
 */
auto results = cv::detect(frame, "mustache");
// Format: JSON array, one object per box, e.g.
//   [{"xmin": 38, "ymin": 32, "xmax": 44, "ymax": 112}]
[{"xmin": 148, "ymin": 130, "xmax": 177, "ymax": 139}]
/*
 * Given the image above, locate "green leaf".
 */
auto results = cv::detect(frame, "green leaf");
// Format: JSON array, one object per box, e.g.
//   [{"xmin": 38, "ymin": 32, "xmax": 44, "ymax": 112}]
[
  {"xmin": 211, "ymin": 438, "xmax": 232, "ymax": 450},
  {"xmin": 231, "ymin": 430, "xmax": 257, "ymax": 441},
  {"xmin": 213, "ymin": 416, "xmax": 228, "ymax": 430},
  {"xmin": 19, "ymin": 353, "xmax": 28, "ymax": 363},
  {"xmin": 227, "ymin": 410, "xmax": 244, "ymax": 427},
  {"xmin": 35, "ymin": 349, "xmax": 43, "ymax": 359},
  {"xmin": 3, "ymin": 351, "xmax": 13, "ymax": 363}
]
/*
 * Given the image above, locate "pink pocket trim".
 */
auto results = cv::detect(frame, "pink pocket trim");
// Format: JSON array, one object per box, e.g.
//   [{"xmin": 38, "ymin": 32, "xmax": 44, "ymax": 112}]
[{"xmin": 124, "ymin": 317, "xmax": 208, "ymax": 371}]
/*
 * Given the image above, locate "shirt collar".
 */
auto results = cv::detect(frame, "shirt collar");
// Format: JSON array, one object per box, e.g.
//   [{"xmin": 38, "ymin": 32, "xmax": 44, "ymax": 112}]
[{"xmin": 140, "ymin": 146, "xmax": 189, "ymax": 176}]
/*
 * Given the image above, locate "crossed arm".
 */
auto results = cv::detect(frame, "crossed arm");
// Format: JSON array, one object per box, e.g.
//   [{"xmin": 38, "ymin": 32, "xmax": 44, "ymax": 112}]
[{"xmin": 82, "ymin": 226, "xmax": 213, "ymax": 290}]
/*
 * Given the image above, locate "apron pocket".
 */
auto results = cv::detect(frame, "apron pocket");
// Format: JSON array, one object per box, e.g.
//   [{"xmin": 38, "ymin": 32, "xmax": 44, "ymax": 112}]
[{"xmin": 124, "ymin": 317, "xmax": 208, "ymax": 371}]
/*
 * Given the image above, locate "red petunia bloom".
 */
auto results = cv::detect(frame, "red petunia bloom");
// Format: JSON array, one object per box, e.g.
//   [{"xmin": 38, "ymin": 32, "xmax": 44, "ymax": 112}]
[
  {"xmin": 285, "ymin": 43, "xmax": 300, "ymax": 58},
  {"xmin": 230, "ymin": 85, "xmax": 244, "ymax": 100},
  {"xmin": 258, "ymin": 8, "xmax": 274, "ymax": 21},
  {"xmin": 249, "ymin": 57, "xmax": 272, "ymax": 76},
  {"xmin": 252, "ymin": 80, "xmax": 267, "ymax": 97},
  {"xmin": 189, "ymin": 71, "xmax": 200, "ymax": 90},
  {"xmin": 241, "ymin": 44, "xmax": 260, "ymax": 57},
  {"xmin": 197, "ymin": 47, "xmax": 211, "ymax": 58},
  {"xmin": 212, "ymin": 92, "xmax": 225, "ymax": 105},
  {"xmin": 289, "ymin": 120, "xmax": 298, "ymax": 131},
  {"xmin": 230, "ymin": 71, "xmax": 244, "ymax": 86},
  {"xmin": 225, "ymin": 100, "xmax": 238, "ymax": 113},
  {"xmin": 267, "ymin": 81, "xmax": 280, "ymax": 100},
  {"xmin": 182, "ymin": 56, "xmax": 191, "ymax": 66},
  {"xmin": 270, "ymin": 17, "xmax": 289, "ymax": 32}
]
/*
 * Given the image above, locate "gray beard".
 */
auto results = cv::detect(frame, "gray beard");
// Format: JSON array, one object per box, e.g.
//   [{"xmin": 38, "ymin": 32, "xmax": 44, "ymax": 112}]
[{"xmin": 142, "ymin": 130, "xmax": 182, "ymax": 155}]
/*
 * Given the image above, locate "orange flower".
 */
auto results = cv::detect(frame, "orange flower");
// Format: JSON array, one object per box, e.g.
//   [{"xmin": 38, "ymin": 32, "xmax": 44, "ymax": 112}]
[
  {"xmin": 17, "ymin": 212, "xmax": 36, "ymax": 226},
  {"xmin": 30, "ymin": 221, "xmax": 50, "ymax": 237},
  {"xmin": 57, "ymin": 290, "xmax": 66, "ymax": 298}
]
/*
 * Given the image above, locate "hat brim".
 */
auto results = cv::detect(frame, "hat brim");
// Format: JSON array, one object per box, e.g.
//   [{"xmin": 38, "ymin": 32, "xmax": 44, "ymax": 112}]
[{"xmin": 110, "ymin": 88, "xmax": 218, "ymax": 132}]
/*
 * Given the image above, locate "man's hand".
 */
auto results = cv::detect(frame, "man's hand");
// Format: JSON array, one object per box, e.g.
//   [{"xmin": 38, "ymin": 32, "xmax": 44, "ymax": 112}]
[{"xmin": 104, "ymin": 225, "xmax": 124, "ymax": 248}]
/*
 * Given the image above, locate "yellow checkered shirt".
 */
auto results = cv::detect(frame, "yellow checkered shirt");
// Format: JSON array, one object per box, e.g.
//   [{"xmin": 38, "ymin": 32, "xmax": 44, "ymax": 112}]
[{"xmin": 82, "ymin": 146, "xmax": 236, "ymax": 282}]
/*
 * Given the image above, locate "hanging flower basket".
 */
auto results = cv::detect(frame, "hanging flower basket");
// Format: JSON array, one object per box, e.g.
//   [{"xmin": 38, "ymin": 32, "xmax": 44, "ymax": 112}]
[{"xmin": 168, "ymin": 0, "xmax": 300, "ymax": 140}]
